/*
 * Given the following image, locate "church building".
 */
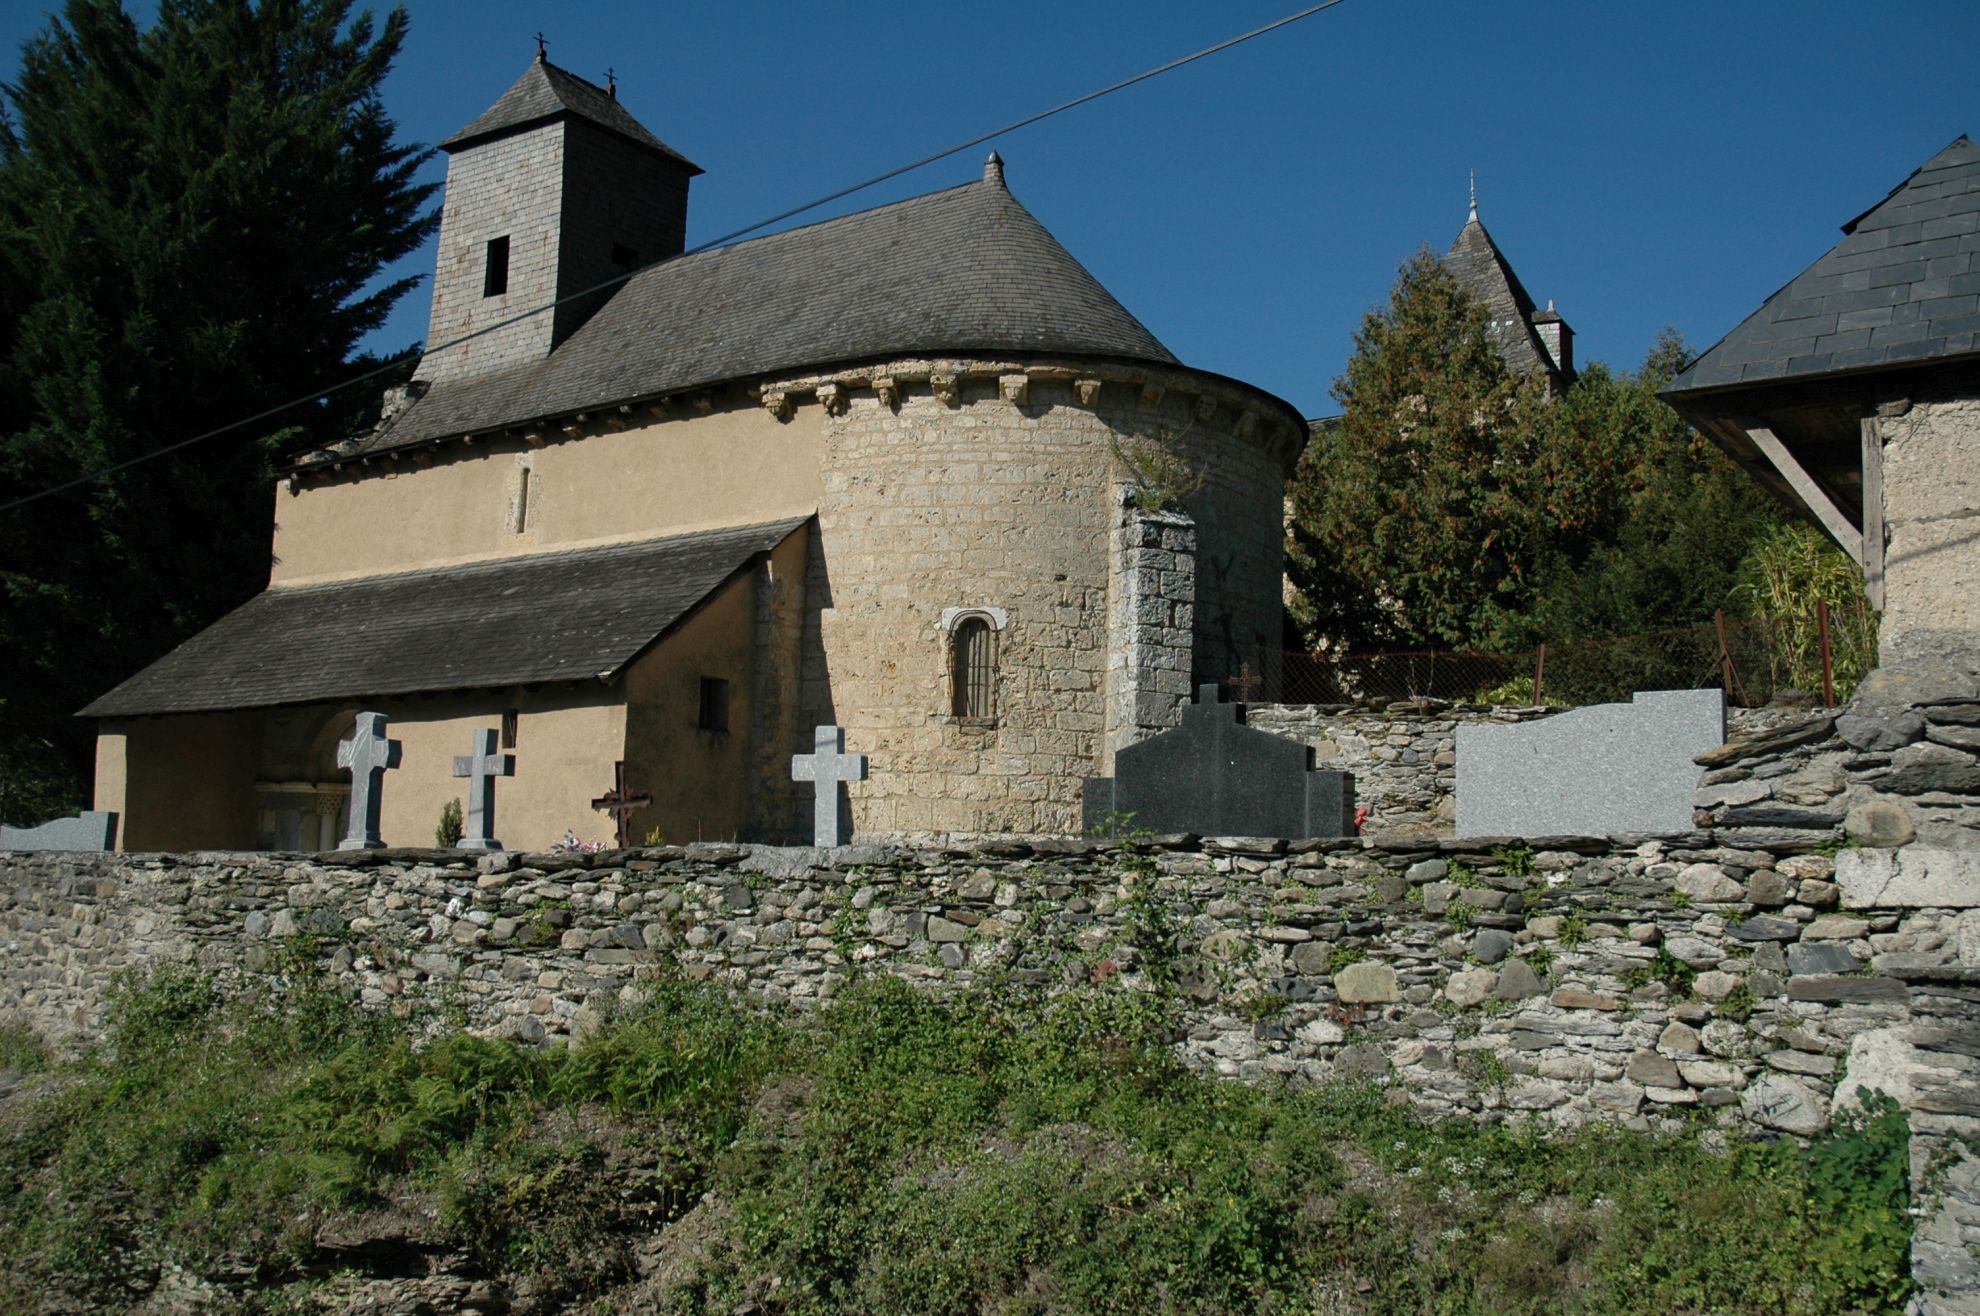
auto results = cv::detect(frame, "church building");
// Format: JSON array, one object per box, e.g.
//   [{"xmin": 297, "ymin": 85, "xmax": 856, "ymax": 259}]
[{"xmin": 82, "ymin": 55, "xmax": 1305, "ymax": 851}]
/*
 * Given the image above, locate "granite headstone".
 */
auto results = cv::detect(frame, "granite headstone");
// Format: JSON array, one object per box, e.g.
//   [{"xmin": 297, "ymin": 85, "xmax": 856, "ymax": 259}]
[
  {"xmin": 1083, "ymin": 685, "xmax": 1356, "ymax": 838},
  {"xmin": 1455, "ymin": 688, "xmax": 1724, "ymax": 838},
  {"xmin": 0, "ymin": 810, "xmax": 118, "ymax": 851}
]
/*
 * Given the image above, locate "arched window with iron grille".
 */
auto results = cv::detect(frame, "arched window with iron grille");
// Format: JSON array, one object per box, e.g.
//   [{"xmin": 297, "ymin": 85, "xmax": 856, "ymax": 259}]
[{"xmin": 951, "ymin": 616, "xmax": 996, "ymax": 718}]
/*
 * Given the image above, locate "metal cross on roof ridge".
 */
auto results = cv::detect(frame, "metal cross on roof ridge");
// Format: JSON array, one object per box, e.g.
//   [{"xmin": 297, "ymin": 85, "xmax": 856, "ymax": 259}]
[
  {"xmin": 590, "ymin": 759, "xmax": 651, "ymax": 849},
  {"xmin": 534, "ymin": 32, "xmax": 548, "ymax": 59}
]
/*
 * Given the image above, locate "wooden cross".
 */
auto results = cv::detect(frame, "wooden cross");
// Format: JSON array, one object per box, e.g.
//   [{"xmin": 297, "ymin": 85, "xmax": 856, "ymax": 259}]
[
  {"xmin": 791, "ymin": 725, "xmax": 868, "ymax": 847},
  {"xmin": 589, "ymin": 760, "xmax": 651, "ymax": 848},
  {"xmin": 335, "ymin": 712, "xmax": 402, "ymax": 850},
  {"xmin": 451, "ymin": 728, "xmax": 515, "ymax": 852}
]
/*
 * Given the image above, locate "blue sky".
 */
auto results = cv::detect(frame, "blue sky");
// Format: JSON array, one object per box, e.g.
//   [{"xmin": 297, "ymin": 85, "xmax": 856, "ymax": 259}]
[{"xmin": 6, "ymin": 1, "xmax": 1979, "ymax": 418}]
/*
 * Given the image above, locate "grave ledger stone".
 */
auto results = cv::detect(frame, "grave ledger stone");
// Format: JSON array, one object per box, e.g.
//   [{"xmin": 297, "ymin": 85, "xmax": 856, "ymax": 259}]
[
  {"xmin": 792, "ymin": 725, "xmax": 868, "ymax": 847},
  {"xmin": 1455, "ymin": 688, "xmax": 1725, "ymax": 838},
  {"xmin": 1083, "ymin": 685, "xmax": 1356, "ymax": 839}
]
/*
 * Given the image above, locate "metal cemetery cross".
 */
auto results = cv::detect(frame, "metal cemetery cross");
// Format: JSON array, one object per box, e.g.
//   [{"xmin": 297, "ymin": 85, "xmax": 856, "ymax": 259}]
[
  {"xmin": 590, "ymin": 760, "xmax": 652, "ymax": 849},
  {"xmin": 790, "ymin": 724, "xmax": 868, "ymax": 847},
  {"xmin": 452, "ymin": 728, "xmax": 516, "ymax": 852},
  {"xmin": 336, "ymin": 712, "xmax": 403, "ymax": 850}
]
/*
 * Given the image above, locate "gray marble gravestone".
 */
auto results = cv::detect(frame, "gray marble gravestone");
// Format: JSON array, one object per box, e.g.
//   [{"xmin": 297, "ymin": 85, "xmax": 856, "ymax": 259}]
[
  {"xmin": 791, "ymin": 725, "xmax": 868, "ymax": 847},
  {"xmin": 1083, "ymin": 685, "xmax": 1357, "ymax": 839},
  {"xmin": 0, "ymin": 810, "xmax": 118, "ymax": 851},
  {"xmin": 336, "ymin": 712, "xmax": 403, "ymax": 850},
  {"xmin": 1455, "ymin": 688, "xmax": 1725, "ymax": 838},
  {"xmin": 452, "ymin": 728, "xmax": 515, "ymax": 852}
]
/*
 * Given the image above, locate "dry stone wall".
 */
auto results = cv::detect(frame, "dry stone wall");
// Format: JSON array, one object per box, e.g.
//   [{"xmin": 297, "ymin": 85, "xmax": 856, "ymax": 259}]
[{"xmin": 9, "ymin": 827, "xmax": 1980, "ymax": 1303}]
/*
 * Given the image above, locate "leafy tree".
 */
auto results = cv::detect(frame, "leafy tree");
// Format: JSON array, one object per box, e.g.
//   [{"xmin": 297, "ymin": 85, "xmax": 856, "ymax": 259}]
[
  {"xmin": 1285, "ymin": 248, "xmax": 1552, "ymax": 651},
  {"xmin": 1287, "ymin": 254, "xmax": 1781, "ymax": 669},
  {"xmin": 0, "ymin": 0, "xmax": 436, "ymax": 821}
]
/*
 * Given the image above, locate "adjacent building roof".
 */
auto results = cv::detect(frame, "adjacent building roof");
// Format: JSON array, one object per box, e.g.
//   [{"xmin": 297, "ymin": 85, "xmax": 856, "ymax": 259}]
[
  {"xmin": 328, "ymin": 167, "xmax": 1183, "ymax": 462},
  {"xmin": 440, "ymin": 55, "xmax": 701, "ymax": 172},
  {"xmin": 1666, "ymin": 135, "xmax": 1980, "ymax": 397},
  {"xmin": 1445, "ymin": 211, "xmax": 1560, "ymax": 381},
  {"xmin": 81, "ymin": 519, "xmax": 805, "ymax": 718}
]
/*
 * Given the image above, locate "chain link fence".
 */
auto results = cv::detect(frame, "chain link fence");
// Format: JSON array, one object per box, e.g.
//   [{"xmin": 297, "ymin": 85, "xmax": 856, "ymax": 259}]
[{"xmin": 1238, "ymin": 602, "xmax": 1878, "ymax": 710}]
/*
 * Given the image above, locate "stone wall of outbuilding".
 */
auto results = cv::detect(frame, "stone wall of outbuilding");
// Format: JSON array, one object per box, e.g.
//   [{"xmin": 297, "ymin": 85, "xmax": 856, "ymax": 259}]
[{"xmin": 1879, "ymin": 389, "xmax": 1980, "ymax": 669}]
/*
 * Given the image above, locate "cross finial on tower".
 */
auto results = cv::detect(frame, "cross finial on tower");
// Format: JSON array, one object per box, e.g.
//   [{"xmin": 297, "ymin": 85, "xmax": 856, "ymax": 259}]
[
  {"xmin": 533, "ymin": 32, "xmax": 548, "ymax": 60},
  {"xmin": 1468, "ymin": 169, "xmax": 1477, "ymax": 223},
  {"xmin": 605, "ymin": 67, "xmax": 617, "ymax": 98}
]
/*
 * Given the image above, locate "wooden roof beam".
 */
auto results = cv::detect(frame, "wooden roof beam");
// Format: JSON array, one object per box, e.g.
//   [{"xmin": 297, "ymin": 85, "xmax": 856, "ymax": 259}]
[{"xmin": 1736, "ymin": 417, "xmax": 1863, "ymax": 568}]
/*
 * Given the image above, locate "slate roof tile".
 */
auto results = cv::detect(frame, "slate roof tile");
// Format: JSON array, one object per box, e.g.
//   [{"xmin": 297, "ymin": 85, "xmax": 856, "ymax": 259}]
[
  {"xmin": 1667, "ymin": 135, "xmax": 1980, "ymax": 396},
  {"xmin": 340, "ymin": 173, "xmax": 1180, "ymax": 460},
  {"xmin": 81, "ymin": 519, "xmax": 805, "ymax": 718},
  {"xmin": 1442, "ymin": 215, "xmax": 1559, "ymax": 380},
  {"xmin": 440, "ymin": 57, "xmax": 700, "ymax": 171}
]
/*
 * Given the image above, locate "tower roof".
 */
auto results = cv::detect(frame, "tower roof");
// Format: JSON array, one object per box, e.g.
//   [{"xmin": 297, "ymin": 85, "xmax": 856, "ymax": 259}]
[
  {"xmin": 440, "ymin": 55, "xmax": 702, "ymax": 173},
  {"xmin": 324, "ymin": 170, "xmax": 1224, "ymax": 462},
  {"xmin": 1444, "ymin": 212, "xmax": 1557, "ymax": 379},
  {"xmin": 1665, "ymin": 134, "xmax": 1980, "ymax": 397}
]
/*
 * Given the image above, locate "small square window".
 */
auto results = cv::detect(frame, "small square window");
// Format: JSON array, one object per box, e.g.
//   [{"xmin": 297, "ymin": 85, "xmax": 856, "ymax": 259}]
[
  {"xmin": 697, "ymin": 677, "xmax": 730, "ymax": 732},
  {"xmin": 483, "ymin": 236, "xmax": 510, "ymax": 297},
  {"xmin": 610, "ymin": 243, "xmax": 638, "ymax": 270}
]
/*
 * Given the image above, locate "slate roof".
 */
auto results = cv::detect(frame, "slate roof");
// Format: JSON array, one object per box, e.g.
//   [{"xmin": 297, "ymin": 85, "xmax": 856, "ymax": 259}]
[
  {"xmin": 440, "ymin": 56, "xmax": 701, "ymax": 172},
  {"xmin": 1445, "ymin": 214, "xmax": 1557, "ymax": 379},
  {"xmin": 80, "ymin": 520, "xmax": 805, "ymax": 718},
  {"xmin": 1666, "ymin": 136, "xmax": 1980, "ymax": 396},
  {"xmin": 332, "ymin": 171, "xmax": 1182, "ymax": 462}
]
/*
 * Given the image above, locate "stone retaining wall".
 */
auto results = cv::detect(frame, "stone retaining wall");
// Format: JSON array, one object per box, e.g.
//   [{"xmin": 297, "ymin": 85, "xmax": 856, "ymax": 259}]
[{"xmin": 7, "ymin": 830, "xmax": 1980, "ymax": 1305}]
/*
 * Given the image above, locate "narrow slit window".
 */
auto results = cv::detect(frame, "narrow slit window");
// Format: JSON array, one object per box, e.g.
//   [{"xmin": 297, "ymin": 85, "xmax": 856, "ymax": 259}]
[
  {"xmin": 483, "ymin": 236, "xmax": 510, "ymax": 297},
  {"xmin": 513, "ymin": 466, "xmax": 531, "ymax": 533},
  {"xmin": 951, "ymin": 617, "xmax": 995, "ymax": 718},
  {"xmin": 698, "ymin": 677, "xmax": 730, "ymax": 732},
  {"xmin": 501, "ymin": 709, "xmax": 519, "ymax": 749}
]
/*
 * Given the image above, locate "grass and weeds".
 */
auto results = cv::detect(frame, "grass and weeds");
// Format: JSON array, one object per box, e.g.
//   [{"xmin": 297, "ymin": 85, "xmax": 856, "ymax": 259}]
[{"xmin": 0, "ymin": 965, "xmax": 1916, "ymax": 1313}]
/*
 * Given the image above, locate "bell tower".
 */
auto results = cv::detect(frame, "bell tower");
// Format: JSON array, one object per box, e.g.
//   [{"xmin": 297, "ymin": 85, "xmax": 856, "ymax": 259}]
[{"xmin": 414, "ymin": 51, "xmax": 701, "ymax": 384}]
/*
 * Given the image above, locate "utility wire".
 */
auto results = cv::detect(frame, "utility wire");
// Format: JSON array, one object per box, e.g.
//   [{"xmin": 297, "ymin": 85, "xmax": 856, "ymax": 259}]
[{"xmin": 1, "ymin": 0, "xmax": 1351, "ymax": 516}]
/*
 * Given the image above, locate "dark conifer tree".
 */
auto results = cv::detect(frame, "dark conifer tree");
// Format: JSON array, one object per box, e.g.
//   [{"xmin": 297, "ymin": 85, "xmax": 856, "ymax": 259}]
[{"xmin": 0, "ymin": 0, "xmax": 436, "ymax": 820}]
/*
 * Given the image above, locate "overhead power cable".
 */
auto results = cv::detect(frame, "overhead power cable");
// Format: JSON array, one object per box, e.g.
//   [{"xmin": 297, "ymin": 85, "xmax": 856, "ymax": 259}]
[{"xmin": 1, "ymin": 0, "xmax": 1352, "ymax": 516}]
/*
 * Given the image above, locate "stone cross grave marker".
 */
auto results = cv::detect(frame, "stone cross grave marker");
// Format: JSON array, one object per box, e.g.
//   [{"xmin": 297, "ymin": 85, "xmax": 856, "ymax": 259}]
[
  {"xmin": 451, "ymin": 728, "xmax": 516, "ymax": 852},
  {"xmin": 336, "ymin": 712, "xmax": 403, "ymax": 850},
  {"xmin": 791, "ymin": 725, "xmax": 868, "ymax": 847},
  {"xmin": 590, "ymin": 760, "xmax": 651, "ymax": 849}
]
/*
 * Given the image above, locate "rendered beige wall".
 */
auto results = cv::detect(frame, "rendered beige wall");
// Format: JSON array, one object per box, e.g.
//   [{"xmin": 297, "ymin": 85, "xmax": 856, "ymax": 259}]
[
  {"xmin": 1880, "ymin": 393, "xmax": 1980, "ymax": 667},
  {"xmin": 271, "ymin": 404, "xmax": 824, "ymax": 584},
  {"xmin": 348, "ymin": 692, "xmax": 627, "ymax": 852},
  {"xmin": 97, "ymin": 715, "xmax": 258, "ymax": 852},
  {"xmin": 621, "ymin": 570, "xmax": 756, "ymax": 846}
]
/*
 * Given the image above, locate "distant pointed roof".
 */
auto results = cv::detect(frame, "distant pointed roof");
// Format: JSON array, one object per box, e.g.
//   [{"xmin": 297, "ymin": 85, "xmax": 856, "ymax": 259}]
[
  {"xmin": 1666, "ymin": 135, "xmax": 1980, "ymax": 396},
  {"xmin": 441, "ymin": 55, "xmax": 701, "ymax": 172},
  {"xmin": 1444, "ymin": 211, "xmax": 1556, "ymax": 378},
  {"xmin": 327, "ymin": 173, "xmax": 1207, "ymax": 460}
]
